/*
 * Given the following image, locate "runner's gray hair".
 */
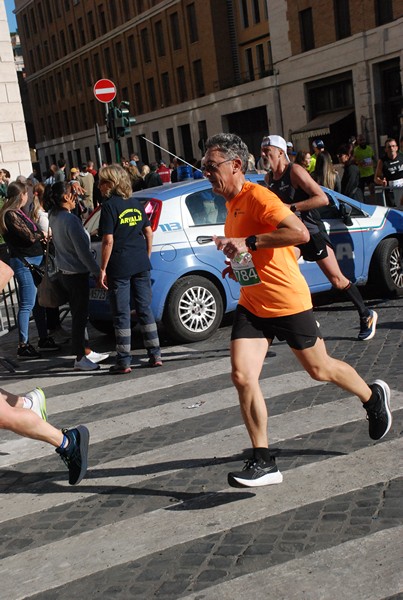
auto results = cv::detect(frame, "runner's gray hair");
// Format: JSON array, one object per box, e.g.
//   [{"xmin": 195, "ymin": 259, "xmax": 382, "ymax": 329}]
[{"xmin": 205, "ymin": 133, "xmax": 250, "ymax": 173}]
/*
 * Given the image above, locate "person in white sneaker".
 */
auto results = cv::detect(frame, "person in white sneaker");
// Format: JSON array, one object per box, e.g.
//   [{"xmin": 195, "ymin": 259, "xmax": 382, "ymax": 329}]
[
  {"xmin": 0, "ymin": 386, "xmax": 89, "ymax": 485},
  {"xmin": 45, "ymin": 181, "xmax": 106, "ymax": 371},
  {"xmin": 203, "ymin": 133, "xmax": 392, "ymax": 489}
]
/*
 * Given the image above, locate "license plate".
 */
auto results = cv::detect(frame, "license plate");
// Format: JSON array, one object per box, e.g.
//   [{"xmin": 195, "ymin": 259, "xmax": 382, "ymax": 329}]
[{"xmin": 89, "ymin": 288, "xmax": 108, "ymax": 301}]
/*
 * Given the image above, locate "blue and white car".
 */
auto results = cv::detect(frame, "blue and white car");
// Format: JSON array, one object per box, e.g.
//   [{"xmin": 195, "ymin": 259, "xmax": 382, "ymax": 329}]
[{"xmin": 85, "ymin": 176, "xmax": 403, "ymax": 342}]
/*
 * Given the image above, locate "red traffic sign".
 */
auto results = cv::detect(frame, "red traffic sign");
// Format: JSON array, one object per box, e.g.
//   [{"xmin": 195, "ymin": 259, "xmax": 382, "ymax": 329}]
[{"xmin": 93, "ymin": 79, "xmax": 117, "ymax": 104}]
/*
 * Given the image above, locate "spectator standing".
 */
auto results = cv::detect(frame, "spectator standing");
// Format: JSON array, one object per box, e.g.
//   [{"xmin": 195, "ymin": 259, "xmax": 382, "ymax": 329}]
[
  {"xmin": 44, "ymin": 165, "xmax": 57, "ymax": 186},
  {"xmin": 98, "ymin": 164, "xmax": 162, "ymax": 374},
  {"xmin": 54, "ymin": 159, "xmax": 66, "ymax": 183},
  {"xmin": 263, "ymin": 135, "xmax": 377, "ymax": 341},
  {"xmin": 295, "ymin": 150, "xmax": 312, "ymax": 171},
  {"xmin": 308, "ymin": 139, "xmax": 325, "ymax": 173},
  {"xmin": 337, "ymin": 145, "xmax": 364, "ymax": 201},
  {"xmin": 47, "ymin": 182, "xmax": 107, "ymax": 371},
  {"xmin": 0, "ymin": 169, "xmax": 9, "ymax": 199},
  {"xmin": 78, "ymin": 164, "xmax": 95, "ymax": 213},
  {"xmin": 157, "ymin": 160, "xmax": 171, "ymax": 183},
  {"xmin": 0, "ymin": 182, "xmax": 58, "ymax": 358},
  {"xmin": 287, "ymin": 141, "xmax": 296, "ymax": 163},
  {"xmin": 353, "ymin": 134, "xmax": 376, "ymax": 201},
  {"xmin": 144, "ymin": 162, "xmax": 163, "ymax": 188},
  {"xmin": 375, "ymin": 138, "xmax": 403, "ymax": 208},
  {"xmin": 312, "ymin": 150, "xmax": 341, "ymax": 191},
  {"xmin": 202, "ymin": 132, "xmax": 391, "ymax": 488}
]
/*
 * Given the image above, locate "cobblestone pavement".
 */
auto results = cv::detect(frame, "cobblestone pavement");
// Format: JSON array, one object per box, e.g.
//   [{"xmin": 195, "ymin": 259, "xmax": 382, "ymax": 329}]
[{"xmin": 0, "ymin": 294, "xmax": 402, "ymax": 599}]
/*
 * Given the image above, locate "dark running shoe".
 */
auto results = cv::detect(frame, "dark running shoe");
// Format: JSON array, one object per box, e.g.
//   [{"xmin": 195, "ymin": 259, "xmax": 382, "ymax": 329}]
[
  {"xmin": 228, "ymin": 456, "xmax": 283, "ymax": 488},
  {"xmin": 364, "ymin": 380, "xmax": 392, "ymax": 440},
  {"xmin": 38, "ymin": 336, "xmax": 61, "ymax": 351},
  {"xmin": 109, "ymin": 364, "xmax": 132, "ymax": 374},
  {"xmin": 358, "ymin": 310, "xmax": 378, "ymax": 341},
  {"xmin": 56, "ymin": 425, "xmax": 89, "ymax": 485},
  {"xmin": 17, "ymin": 343, "xmax": 41, "ymax": 360},
  {"xmin": 148, "ymin": 355, "xmax": 163, "ymax": 367}
]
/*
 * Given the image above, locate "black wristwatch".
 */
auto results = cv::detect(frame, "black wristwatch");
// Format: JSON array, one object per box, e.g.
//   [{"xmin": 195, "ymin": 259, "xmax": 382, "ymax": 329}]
[
  {"xmin": 290, "ymin": 204, "xmax": 297, "ymax": 213},
  {"xmin": 245, "ymin": 235, "xmax": 257, "ymax": 251}
]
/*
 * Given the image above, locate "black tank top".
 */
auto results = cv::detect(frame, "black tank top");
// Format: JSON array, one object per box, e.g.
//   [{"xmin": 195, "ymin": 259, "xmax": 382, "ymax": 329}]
[{"xmin": 268, "ymin": 164, "xmax": 325, "ymax": 235}]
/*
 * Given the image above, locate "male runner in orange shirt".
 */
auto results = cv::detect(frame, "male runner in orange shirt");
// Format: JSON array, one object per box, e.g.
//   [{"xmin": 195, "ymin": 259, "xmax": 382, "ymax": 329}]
[{"xmin": 202, "ymin": 133, "xmax": 392, "ymax": 488}]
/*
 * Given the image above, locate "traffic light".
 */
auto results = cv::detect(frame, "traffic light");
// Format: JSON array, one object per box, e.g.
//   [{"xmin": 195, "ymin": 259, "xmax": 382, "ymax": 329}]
[{"xmin": 114, "ymin": 101, "xmax": 136, "ymax": 138}]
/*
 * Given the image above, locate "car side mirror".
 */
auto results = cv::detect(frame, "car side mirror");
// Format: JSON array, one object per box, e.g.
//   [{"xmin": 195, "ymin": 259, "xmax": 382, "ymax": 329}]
[{"xmin": 339, "ymin": 203, "xmax": 353, "ymax": 226}]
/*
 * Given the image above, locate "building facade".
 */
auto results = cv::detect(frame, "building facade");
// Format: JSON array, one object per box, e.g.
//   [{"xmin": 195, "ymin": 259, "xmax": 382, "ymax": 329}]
[
  {"xmin": 14, "ymin": 0, "xmax": 277, "ymax": 174},
  {"xmin": 13, "ymin": 0, "xmax": 403, "ymax": 174},
  {"xmin": 0, "ymin": 2, "xmax": 31, "ymax": 178},
  {"xmin": 268, "ymin": 0, "xmax": 403, "ymax": 155}
]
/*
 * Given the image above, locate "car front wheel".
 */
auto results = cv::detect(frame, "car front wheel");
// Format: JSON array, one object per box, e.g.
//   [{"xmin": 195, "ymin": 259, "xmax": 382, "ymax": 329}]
[
  {"xmin": 370, "ymin": 237, "xmax": 403, "ymax": 296},
  {"xmin": 163, "ymin": 275, "xmax": 224, "ymax": 342}
]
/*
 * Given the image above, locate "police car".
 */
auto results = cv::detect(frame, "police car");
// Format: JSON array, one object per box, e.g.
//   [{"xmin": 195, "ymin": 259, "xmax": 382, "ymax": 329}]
[{"xmin": 85, "ymin": 175, "xmax": 403, "ymax": 343}]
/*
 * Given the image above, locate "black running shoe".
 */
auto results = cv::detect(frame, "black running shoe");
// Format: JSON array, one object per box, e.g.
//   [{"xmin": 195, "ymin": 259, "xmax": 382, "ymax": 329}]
[
  {"xmin": 17, "ymin": 343, "xmax": 41, "ymax": 359},
  {"xmin": 228, "ymin": 456, "xmax": 283, "ymax": 488},
  {"xmin": 364, "ymin": 380, "xmax": 392, "ymax": 440},
  {"xmin": 358, "ymin": 310, "xmax": 378, "ymax": 341},
  {"xmin": 38, "ymin": 336, "xmax": 61, "ymax": 351},
  {"xmin": 56, "ymin": 425, "xmax": 89, "ymax": 485}
]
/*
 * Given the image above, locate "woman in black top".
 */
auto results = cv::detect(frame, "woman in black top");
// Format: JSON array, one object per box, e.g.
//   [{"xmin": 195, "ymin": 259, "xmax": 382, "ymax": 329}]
[
  {"xmin": 0, "ymin": 181, "xmax": 57, "ymax": 358},
  {"xmin": 337, "ymin": 145, "xmax": 364, "ymax": 201}
]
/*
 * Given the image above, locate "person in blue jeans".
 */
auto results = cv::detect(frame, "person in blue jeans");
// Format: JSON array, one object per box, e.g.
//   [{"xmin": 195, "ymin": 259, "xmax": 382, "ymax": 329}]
[
  {"xmin": 0, "ymin": 181, "xmax": 58, "ymax": 359},
  {"xmin": 98, "ymin": 164, "xmax": 162, "ymax": 374}
]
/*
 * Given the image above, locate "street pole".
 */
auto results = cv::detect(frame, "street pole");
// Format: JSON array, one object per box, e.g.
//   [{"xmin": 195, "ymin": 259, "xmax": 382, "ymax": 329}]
[{"xmin": 94, "ymin": 122, "xmax": 102, "ymax": 170}]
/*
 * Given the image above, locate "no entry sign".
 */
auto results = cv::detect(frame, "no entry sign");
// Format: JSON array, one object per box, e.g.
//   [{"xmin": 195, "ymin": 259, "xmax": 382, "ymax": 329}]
[{"xmin": 93, "ymin": 79, "xmax": 117, "ymax": 104}]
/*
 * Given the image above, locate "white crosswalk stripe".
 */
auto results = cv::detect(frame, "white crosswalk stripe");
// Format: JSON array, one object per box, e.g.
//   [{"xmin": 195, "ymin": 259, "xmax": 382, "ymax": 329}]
[{"xmin": 0, "ymin": 355, "xmax": 401, "ymax": 599}]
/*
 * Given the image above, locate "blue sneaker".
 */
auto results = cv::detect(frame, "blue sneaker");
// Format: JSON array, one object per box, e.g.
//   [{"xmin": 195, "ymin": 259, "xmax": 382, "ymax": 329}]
[
  {"xmin": 56, "ymin": 425, "xmax": 89, "ymax": 485},
  {"xmin": 358, "ymin": 309, "xmax": 378, "ymax": 341}
]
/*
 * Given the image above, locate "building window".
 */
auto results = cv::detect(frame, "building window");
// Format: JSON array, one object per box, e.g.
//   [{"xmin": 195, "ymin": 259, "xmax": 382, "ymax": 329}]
[
  {"xmin": 252, "ymin": 0, "xmax": 261, "ymax": 24},
  {"xmin": 110, "ymin": 2, "xmax": 117, "ymax": 27},
  {"xmin": 246, "ymin": 48, "xmax": 254, "ymax": 81},
  {"xmin": 134, "ymin": 82, "xmax": 143, "ymax": 114},
  {"xmin": 307, "ymin": 74, "xmax": 353, "ymax": 117},
  {"xmin": 177, "ymin": 65, "xmax": 187, "ymax": 102},
  {"xmin": 68, "ymin": 23, "xmax": 77, "ymax": 51},
  {"xmin": 104, "ymin": 47, "xmax": 113, "ymax": 77},
  {"xmin": 99, "ymin": 5, "xmax": 107, "ymax": 35},
  {"xmin": 240, "ymin": 0, "xmax": 249, "ymax": 28},
  {"xmin": 35, "ymin": 83, "xmax": 42, "ymax": 107},
  {"xmin": 64, "ymin": 0, "xmax": 70, "ymax": 10},
  {"xmin": 193, "ymin": 59, "xmax": 205, "ymax": 97},
  {"xmin": 65, "ymin": 67, "xmax": 72, "ymax": 92},
  {"xmin": 74, "ymin": 63, "xmax": 82, "ymax": 90},
  {"xmin": 334, "ymin": 0, "xmax": 351, "ymax": 40},
  {"xmin": 30, "ymin": 8, "xmax": 37, "ymax": 34},
  {"xmin": 166, "ymin": 128, "xmax": 176, "ymax": 156},
  {"xmin": 375, "ymin": 0, "xmax": 393, "ymax": 25},
  {"xmin": 49, "ymin": 75, "xmax": 56, "ymax": 101},
  {"xmin": 81, "ymin": 103, "xmax": 88, "ymax": 129},
  {"xmin": 77, "ymin": 18, "xmax": 85, "ymax": 45},
  {"xmin": 155, "ymin": 21, "xmax": 165, "ymax": 56},
  {"xmin": 93, "ymin": 53, "xmax": 101, "ymax": 79},
  {"xmin": 299, "ymin": 8, "xmax": 315, "ymax": 52},
  {"xmin": 56, "ymin": 71, "xmax": 64, "ymax": 97},
  {"xmin": 37, "ymin": 2, "xmax": 44, "ymax": 24},
  {"xmin": 60, "ymin": 30, "xmax": 67, "ymax": 55},
  {"xmin": 44, "ymin": 0, "xmax": 52, "ymax": 23},
  {"xmin": 128, "ymin": 35, "xmax": 138, "ymax": 68},
  {"xmin": 36, "ymin": 45, "xmax": 43, "ymax": 69},
  {"xmin": 256, "ymin": 44, "xmax": 265, "ymax": 78},
  {"xmin": 147, "ymin": 77, "xmax": 157, "ymax": 110},
  {"xmin": 152, "ymin": 131, "xmax": 161, "ymax": 162},
  {"xmin": 23, "ymin": 14, "xmax": 30, "ymax": 38},
  {"xmin": 83, "ymin": 58, "xmax": 91, "ymax": 83},
  {"xmin": 141, "ymin": 28, "xmax": 151, "ymax": 63},
  {"xmin": 170, "ymin": 12, "xmax": 181, "ymax": 50},
  {"xmin": 88, "ymin": 11, "xmax": 96, "ymax": 40},
  {"xmin": 161, "ymin": 72, "xmax": 171, "ymax": 106},
  {"xmin": 42, "ymin": 79, "xmax": 49, "ymax": 104},
  {"xmin": 116, "ymin": 42, "xmax": 125, "ymax": 71},
  {"xmin": 187, "ymin": 3, "xmax": 198, "ymax": 43},
  {"xmin": 51, "ymin": 35, "xmax": 59, "ymax": 60}
]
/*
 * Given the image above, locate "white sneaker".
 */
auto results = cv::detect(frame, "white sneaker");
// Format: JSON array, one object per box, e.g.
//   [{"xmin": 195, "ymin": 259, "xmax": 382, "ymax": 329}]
[
  {"xmin": 25, "ymin": 387, "xmax": 47, "ymax": 421},
  {"xmin": 86, "ymin": 350, "xmax": 110, "ymax": 363},
  {"xmin": 74, "ymin": 356, "xmax": 101, "ymax": 371}
]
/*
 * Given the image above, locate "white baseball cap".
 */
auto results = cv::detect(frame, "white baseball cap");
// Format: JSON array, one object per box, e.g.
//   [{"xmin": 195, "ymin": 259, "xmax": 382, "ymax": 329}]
[{"xmin": 261, "ymin": 135, "xmax": 289, "ymax": 160}]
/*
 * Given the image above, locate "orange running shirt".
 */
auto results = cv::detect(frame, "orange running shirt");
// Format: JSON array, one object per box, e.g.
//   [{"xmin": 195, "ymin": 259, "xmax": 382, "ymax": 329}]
[{"xmin": 224, "ymin": 181, "xmax": 312, "ymax": 317}]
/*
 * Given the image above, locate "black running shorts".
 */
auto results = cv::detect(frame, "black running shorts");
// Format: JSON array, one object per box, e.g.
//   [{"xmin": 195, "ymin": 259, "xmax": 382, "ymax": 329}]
[
  {"xmin": 297, "ymin": 232, "xmax": 333, "ymax": 262},
  {"xmin": 231, "ymin": 305, "xmax": 322, "ymax": 350}
]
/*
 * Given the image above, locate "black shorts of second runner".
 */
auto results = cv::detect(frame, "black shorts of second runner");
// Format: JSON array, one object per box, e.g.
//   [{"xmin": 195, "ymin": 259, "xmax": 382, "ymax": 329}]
[
  {"xmin": 231, "ymin": 305, "xmax": 322, "ymax": 350},
  {"xmin": 297, "ymin": 232, "xmax": 334, "ymax": 262}
]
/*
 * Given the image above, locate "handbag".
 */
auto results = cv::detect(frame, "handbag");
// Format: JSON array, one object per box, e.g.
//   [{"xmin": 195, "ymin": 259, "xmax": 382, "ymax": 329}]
[{"xmin": 36, "ymin": 239, "xmax": 67, "ymax": 308}]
